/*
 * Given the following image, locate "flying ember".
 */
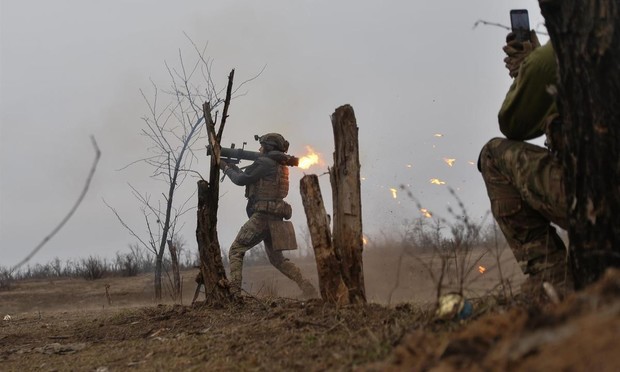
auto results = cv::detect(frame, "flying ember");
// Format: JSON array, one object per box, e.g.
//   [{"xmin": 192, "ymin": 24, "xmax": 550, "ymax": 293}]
[
  {"xmin": 298, "ymin": 146, "xmax": 321, "ymax": 170},
  {"xmin": 420, "ymin": 208, "xmax": 432, "ymax": 218},
  {"xmin": 443, "ymin": 158, "xmax": 456, "ymax": 167},
  {"xmin": 478, "ymin": 265, "xmax": 487, "ymax": 274},
  {"xmin": 434, "ymin": 133, "xmax": 444, "ymax": 137},
  {"xmin": 430, "ymin": 178, "xmax": 446, "ymax": 185},
  {"xmin": 389, "ymin": 188, "xmax": 398, "ymax": 199}
]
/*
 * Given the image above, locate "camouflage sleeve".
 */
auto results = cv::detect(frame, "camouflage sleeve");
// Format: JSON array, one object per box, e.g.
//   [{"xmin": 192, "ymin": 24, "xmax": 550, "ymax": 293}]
[
  {"xmin": 498, "ymin": 42, "xmax": 558, "ymax": 141},
  {"xmin": 225, "ymin": 157, "xmax": 275, "ymax": 186}
]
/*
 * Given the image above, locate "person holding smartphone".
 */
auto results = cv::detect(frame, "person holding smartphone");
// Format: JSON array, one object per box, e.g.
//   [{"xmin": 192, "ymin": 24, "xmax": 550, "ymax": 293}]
[{"xmin": 478, "ymin": 11, "xmax": 573, "ymax": 301}]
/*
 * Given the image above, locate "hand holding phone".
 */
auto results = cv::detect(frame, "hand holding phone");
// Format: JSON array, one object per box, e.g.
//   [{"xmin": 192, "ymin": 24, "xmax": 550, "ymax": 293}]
[{"xmin": 510, "ymin": 9, "xmax": 530, "ymax": 42}]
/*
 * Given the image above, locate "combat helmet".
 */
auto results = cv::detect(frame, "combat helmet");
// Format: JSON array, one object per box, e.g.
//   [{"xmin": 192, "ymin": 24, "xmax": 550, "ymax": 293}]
[{"xmin": 256, "ymin": 133, "xmax": 289, "ymax": 153}]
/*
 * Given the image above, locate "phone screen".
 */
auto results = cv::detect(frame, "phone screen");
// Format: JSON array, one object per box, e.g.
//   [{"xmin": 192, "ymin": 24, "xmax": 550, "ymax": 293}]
[{"xmin": 510, "ymin": 9, "xmax": 530, "ymax": 42}]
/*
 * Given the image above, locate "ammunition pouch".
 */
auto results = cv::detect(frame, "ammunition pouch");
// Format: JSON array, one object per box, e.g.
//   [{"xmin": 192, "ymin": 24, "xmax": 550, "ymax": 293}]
[
  {"xmin": 253, "ymin": 200, "xmax": 292, "ymax": 220},
  {"xmin": 268, "ymin": 220, "xmax": 298, "ymax": 251}
]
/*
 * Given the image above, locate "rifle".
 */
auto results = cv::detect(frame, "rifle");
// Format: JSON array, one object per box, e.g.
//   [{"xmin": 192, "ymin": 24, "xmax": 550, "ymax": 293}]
[{"xmin": 206, "ymin": 142, "xmax": 299, "ymax": 167}]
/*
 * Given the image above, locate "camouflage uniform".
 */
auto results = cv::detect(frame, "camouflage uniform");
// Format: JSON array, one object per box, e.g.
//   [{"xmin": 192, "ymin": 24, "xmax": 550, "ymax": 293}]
[
  {"xmin": 223, "ymin": 134, "xmax": 316, "ymax": 297},
  {"xmin": 479, "ymin": 42, "xmax": 573, "ymax": 296}
]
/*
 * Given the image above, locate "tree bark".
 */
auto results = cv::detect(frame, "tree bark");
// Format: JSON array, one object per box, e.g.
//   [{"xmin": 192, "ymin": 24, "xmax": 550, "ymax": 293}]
[
  {"xmin": 300, "ymin": 175, "xmax": 349, "ymax": 305},
  {"xmin": 196, "ymin": 179, "xmax": 230, "ymax": 303},
  {"xmin": 330, "ymin": 104, "xmax": 366, "ymax": 303},
  {"xmin": 540, "ymin": 0, "xmax": 620, "ymax": 288}
]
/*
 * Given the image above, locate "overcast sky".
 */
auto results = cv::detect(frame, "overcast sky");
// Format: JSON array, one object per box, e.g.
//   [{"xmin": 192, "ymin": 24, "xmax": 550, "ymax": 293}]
[{"xmin": 1, "ymin": 0, "xmax": 548, "ymax": 268}]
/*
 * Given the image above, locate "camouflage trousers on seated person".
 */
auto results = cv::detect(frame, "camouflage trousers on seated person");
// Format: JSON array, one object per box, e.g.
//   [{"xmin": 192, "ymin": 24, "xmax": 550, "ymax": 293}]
[
  {"xmin": 479, "ymin": 138, "xmax": 573, "ymax": 297},
  {"xmin": 228, "ymin": 212, "xmax": 316, "ymax": 297}
]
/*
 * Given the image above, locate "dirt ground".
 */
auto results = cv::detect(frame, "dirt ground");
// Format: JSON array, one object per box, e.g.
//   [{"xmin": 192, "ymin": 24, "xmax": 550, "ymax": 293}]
[{"xmin": 1, "ymin": 248, "xmax": 619, "ymax": 371}]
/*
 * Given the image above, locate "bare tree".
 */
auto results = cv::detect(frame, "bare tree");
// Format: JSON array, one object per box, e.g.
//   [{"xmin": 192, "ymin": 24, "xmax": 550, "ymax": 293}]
[{"xmin": 108, "ymin": 39, "xmax": 228, "ymax": 299}]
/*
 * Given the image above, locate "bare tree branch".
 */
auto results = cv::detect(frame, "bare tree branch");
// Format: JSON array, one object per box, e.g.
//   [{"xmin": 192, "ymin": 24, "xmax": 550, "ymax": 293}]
[{"xmin": 12, "ymin": 136, "xmax": 101, "ymax": 272}]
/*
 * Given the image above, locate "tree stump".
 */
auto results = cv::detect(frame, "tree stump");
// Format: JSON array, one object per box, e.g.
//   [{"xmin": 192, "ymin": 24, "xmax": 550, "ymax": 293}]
[
  {"xmin": 195, "ymin": 179, "xmax": 230, "ymax": 304},
  {"xmin": 330, "ymin": 104, "xmax": 366, "ymax": 304},
  {"xmin": 300, "ymin": 175, "xmax": 349, "ymax": 305}
]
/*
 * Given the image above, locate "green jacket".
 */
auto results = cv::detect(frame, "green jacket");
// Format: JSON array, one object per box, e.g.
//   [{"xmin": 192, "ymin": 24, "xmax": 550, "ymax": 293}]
[{"xmin": 498, "ymin": 42, "xmax": 558, "ymax": 140}]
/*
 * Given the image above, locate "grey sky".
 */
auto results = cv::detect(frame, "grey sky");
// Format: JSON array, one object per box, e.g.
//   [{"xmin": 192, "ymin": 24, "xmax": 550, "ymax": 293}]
[{"xmin": 1, "ymin": 0, "xmax": 548, "ymax": 267}]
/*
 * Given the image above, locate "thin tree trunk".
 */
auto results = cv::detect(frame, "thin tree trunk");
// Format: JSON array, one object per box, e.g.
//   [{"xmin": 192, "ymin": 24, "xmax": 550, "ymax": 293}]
[
  {"xmin": 330, "ymin": 104, "xmax": 366, "ymax": 304},
  {"xmin": 167, "ymin": 239, "xmax": 181, "ymax": 300},
  {"xmin": 300, "ymin": 175, "xmax": 349, "ymax": 305},
  {"xmin": 540, "ymin": 0, "xmax": 620, "ymax": 288},
  {"xmin": 154, "ymin": 256, "xmax": 162, "ymax": 299}
]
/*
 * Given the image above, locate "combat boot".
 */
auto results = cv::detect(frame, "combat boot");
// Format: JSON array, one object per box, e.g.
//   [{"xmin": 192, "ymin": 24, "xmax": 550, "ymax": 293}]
[
  {"xmin": 523, "ymin": 248, "xmax": 573, "ymax": 301},
  {"xmin": 299, "ymin": 280, "xmax": 318, "ymax": 299}
]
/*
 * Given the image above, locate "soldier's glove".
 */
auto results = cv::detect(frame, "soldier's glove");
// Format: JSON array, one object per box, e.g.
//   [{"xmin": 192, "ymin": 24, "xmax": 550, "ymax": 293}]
[
  {"xmin": 503, "ymin": 30, "xmax": 541, "ymax": 78},
  {"xmin": 218, "ymin": 161, "xmax": 230, "ymax": 172}
]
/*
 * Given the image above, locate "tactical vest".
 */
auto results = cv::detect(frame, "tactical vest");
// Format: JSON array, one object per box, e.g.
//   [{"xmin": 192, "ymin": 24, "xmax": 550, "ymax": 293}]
[
  {"xmin": 247, "ymin": 162, "xmax": 288, "ymax": 201},
  {"xmin": 246, "ymin": 161, "xmax": 292, "ymax": 219}
]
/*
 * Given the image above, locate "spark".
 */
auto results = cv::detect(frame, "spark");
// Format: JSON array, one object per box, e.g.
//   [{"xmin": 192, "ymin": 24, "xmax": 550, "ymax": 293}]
[
  {"xmin": 420, "ymin": 208, "xmax": 432, "ymax": 218},
  {"xmin": 434, "ymin": 133, "xmax": 444, "ymax": 137},
  {"xmin": 478, "ymin": 265, "xmax": 487, "ymax": 274},
  {"xmin": 443, "ymin": 158, "xmax": 456, "ymax": 167},
  {"xmin": 389, "ymin": 188, "xmax": 398, "ymax": 199},
  {"xmin": 430, "ymin": 178, "xmax": 446, "ymax": 185}
]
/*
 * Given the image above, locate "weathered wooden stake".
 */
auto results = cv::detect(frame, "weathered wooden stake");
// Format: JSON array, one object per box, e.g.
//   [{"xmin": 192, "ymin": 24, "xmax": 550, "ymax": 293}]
[
  {"xmin": 300, "ymin": 174, "xmax": 349, "ymax": 305},
  {"xmin": 330, "ymin": 104, "xmax": 366, "ymax": 304}
]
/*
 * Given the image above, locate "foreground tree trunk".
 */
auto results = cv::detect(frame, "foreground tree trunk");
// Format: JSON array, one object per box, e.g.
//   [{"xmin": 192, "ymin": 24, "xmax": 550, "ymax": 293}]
[
  {"xmin": 300, "ymin": 175, "xmax": 349, "ymax": 305},
  {"xmin": 540, "ymin": 0, "xmax": 620, "ymax": 288},
  {"xmin": 330, "ymin": 104, "xmax": 366, "ymax": 303},
  {"xmin": 196, "ymin": 179, "xmax": 229, "ymax": 303},
  {"xmin": 194, "ymin": 70, "xmax": 235, "ymax": 304}
]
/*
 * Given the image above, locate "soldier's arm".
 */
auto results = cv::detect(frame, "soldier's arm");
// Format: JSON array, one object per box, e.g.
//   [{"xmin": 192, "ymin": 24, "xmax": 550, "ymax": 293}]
[
  {"xmin": 224, "ymin": 157, "xmax": 274, "ymax": 186},
  {"xmin": 498, "ymin": 42, "xmax": 558, "ymax": 141}
]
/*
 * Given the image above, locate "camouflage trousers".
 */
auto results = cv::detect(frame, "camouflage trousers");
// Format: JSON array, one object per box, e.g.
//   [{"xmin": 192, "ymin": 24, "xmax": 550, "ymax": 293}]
[
  {"xmin": 228, "ymin": 212, "xmax": 315, "ymax": 296},
  {"xmin": 479, "ymin": 138, "xmax": 572, "ymax": 295}
]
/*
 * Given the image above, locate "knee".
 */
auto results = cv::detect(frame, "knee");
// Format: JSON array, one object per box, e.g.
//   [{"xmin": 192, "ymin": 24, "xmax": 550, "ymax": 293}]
[{"xmin": 478, "ymin": 137, "xmax": 510, "ymax": 176}]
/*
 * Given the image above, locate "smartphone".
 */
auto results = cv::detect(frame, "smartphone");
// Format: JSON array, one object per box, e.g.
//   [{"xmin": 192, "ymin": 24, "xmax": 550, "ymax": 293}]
[{"xmin": 510, "ymin": 9, "xmax": 530, "ymax": 42}]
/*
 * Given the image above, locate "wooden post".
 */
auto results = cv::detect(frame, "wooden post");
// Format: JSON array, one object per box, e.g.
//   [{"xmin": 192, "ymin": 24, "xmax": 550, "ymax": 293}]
[
  {"xmin": 330, "ymin": 104, "xmax": 366, "ymax": 304},
  {"xmin": 300, "ymin": 175, "xmax": 349, "ymax": 305}
]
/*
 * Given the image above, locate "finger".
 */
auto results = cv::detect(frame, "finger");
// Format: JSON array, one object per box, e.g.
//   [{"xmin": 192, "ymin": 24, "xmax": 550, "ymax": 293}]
[
  {"xmin": 506, "ymin": 32, "xmax": 517, "ymax": 43},
  {"xmin": 503, "ymin": 44, "xmax": 522, "ymax": 56},
  {"xmin": 529, "ymin": 30, "xmax": 541, "ymax": 48}
]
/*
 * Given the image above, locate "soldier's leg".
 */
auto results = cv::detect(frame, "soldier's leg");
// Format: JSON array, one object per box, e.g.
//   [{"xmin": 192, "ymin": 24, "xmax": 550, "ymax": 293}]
[
  {"xmin": 228, "ymin": 214, "xmax": 269, "ymax": 294},
  {"xmin": 264, "ymin": 235, "xmax": 317, "ymax": 298},
  {"xmin": 480, "ymin": 138, "xmax": 572, "ymax": 296}
]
